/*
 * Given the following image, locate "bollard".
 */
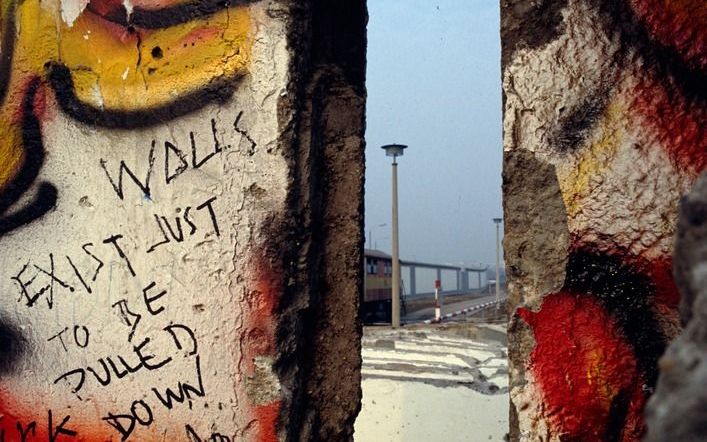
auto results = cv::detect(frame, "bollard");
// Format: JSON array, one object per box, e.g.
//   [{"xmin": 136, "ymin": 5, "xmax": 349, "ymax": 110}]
[{"xmin": 434, "ymin": 279, "xmax": 442, "ymax": 322}]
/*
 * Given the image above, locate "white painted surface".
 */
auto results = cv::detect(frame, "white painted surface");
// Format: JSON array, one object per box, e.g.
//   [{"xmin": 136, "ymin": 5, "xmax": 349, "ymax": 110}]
[
  {"xmin": 60, "ymin": 0, "xmax": 90, "ymax": 27},
  {"xmin": 0, "ymin": 2, "xmax": 291, "ymax": 440}
]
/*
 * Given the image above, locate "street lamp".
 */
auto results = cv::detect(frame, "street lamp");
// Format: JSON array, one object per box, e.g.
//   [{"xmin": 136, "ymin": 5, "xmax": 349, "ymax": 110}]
[
  {"xmin": 383, "ymin": 144, "xmax": 407, "ymax": 328},
  {"xmin": 492, "ymin": 218, "xmax": 503, "ymax": 310},
  {"xmin": 368, "ymin": 223, "xmax": 387, "ymax": 250}
]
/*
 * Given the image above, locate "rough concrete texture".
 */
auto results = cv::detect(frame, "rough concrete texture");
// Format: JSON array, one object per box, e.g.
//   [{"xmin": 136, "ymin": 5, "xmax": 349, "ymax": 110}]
[
  {"xmin": 355, "ymin": 324, "xmax": 509, "ymax": 442},
  {"xmin": 502, "ymin": 0, "xmax": 705, "ymax": 440},
  {"xmin": 0, "ymin": 1, "xmax": 366, "ymax": 441},
  {"xmin": 502, "ymin": 150, "xmax": 569, "ymax": 309},
  {"xmin": 644, "ymin": 173, "xmax": 707, "ymax": 442},
  {"xmin": 276, "ymin": 2, "xmax": 367, "ymax": 440}
]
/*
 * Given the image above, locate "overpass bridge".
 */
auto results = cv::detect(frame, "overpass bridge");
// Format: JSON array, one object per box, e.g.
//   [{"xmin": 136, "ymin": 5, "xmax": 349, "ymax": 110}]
[
  {"xmin": 364, "ymin": 249, "xmax": 489, "ymax": 299},
  {"xmin": 364, "ymin": 249, "xmax": 493, "ymax": 324},
  {"xmin": 400, "ymin": 258, "xmax": 488, "ymax": 299}
]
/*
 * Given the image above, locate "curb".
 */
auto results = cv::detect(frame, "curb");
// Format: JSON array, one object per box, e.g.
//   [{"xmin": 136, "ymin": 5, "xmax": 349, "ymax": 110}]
[{"xmin": 423, "ymin": 298, "xmax": 506, "ymax": 324}]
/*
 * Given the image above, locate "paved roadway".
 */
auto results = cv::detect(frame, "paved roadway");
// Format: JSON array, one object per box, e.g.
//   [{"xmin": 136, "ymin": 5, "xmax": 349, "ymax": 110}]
[
  {"xmin": 355, "ymin": 324, "xmax": 509, "ymax": 441},
  {"xmin": 404, "ymin": 293, "xmax": 502, "ymax": 323}
]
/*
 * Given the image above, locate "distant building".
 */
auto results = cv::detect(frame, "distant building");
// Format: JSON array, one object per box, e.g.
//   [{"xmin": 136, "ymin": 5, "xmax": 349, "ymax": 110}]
[
  {"xmin": 364, "ymin": 249, "xmax": 393, "ymax": 300},
  {"xmin": 362, "ymin": 249, "xmax": 488, "ymax": 323}
]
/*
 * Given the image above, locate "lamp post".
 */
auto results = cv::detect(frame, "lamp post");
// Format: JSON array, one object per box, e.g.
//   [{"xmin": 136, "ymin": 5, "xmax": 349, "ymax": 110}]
[
  {"xmin": 493, "ymin": 218, "xmax": 503, "ymax": 310},
  {"xmin": 368, "ymin": 223, "xmax": 387, "ymax": 250},
  {"xmin": 383, "ymin": 144, "xmax": 407, "ymax": 328}
]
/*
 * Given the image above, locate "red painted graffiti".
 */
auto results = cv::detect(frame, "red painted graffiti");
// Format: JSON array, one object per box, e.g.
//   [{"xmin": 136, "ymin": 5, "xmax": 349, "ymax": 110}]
[
  {"xmin": 631, "ymin": 73, "xmax": 707, "ymax": 176},
  {"xmin": 518, "ymin": 293, "xmax": 646, "ymax": 441},
  {"xmin": 629, "ymin": 0, "xmax": 707, "ymax": 70}
]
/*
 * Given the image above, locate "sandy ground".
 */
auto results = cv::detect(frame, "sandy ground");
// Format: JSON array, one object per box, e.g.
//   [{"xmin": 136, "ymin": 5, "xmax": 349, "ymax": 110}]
[{"xmin": 354, "ymin": 324, "xmax": 509, "ymax": 442}]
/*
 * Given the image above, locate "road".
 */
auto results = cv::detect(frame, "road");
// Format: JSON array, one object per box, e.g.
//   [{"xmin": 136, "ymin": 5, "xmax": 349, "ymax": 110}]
[
  {"xmin": 354, "ymin": 323, "xmax": 509, "ymax": 441},
  {"xmin": 405, "ymin": 294, "xmax": 502, "ymax": 323}
]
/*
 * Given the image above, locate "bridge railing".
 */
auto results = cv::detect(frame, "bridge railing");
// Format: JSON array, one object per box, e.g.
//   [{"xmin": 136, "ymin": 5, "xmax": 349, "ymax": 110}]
[{"xmin": 400, "ymin": 260, "xmax": 488, "ymax": 298}]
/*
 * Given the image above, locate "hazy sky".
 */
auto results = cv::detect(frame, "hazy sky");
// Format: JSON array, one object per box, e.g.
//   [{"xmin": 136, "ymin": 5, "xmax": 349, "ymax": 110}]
[{"xmin": 365, "ymin": 0, "xmax": 503, "ymax": 267}]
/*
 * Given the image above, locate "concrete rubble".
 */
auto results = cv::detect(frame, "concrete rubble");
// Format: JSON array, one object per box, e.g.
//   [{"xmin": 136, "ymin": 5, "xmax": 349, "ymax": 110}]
[{"xmin": 355, "ymin": 323, "xmax": 509, "ymax": 442}]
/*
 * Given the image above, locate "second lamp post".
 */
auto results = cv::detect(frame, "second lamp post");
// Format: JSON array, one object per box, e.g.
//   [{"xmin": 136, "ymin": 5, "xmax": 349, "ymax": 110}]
[{"xmin": 382, "ymin": 144, "xmax": 407, "ymax": 328}]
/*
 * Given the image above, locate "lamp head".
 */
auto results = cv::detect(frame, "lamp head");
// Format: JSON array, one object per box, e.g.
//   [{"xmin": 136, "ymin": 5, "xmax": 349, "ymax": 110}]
[
  {"xmin": 493, "ymin": 218, "xmax": 503, "ymax": 224},
  {"xmin": 382, "ymin": 144, "xmax": 408, "ymax": 159}
]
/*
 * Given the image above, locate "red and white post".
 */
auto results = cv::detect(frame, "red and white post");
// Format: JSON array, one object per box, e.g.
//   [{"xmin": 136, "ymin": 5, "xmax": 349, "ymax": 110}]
[{"xmin": 434, "ymin": 279, "xmax": 442, "ymax": 322}]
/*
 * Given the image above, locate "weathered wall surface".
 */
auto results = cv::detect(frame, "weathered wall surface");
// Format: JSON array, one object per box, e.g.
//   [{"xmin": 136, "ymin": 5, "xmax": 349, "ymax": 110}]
[
  {"xmin": 502, "ymin": 0, "xmax": 705, "ymax": 440},
  {"xmin": 644, "ymin": 173, "xmax": 707, "ymax": 441},
  {"xmin": 0, "ymin": 1, "xmax": 366, "ymax": 441}
]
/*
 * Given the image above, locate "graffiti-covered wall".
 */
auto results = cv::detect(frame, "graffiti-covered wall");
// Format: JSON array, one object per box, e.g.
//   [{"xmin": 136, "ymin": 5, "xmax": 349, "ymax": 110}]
[
  {"xmin": 0, "ymin": 1, "xmax": 366, "ymax": 441},
  {"xmin": 502, "ymin": 0, "xmax": 705, "ymax": 440}
]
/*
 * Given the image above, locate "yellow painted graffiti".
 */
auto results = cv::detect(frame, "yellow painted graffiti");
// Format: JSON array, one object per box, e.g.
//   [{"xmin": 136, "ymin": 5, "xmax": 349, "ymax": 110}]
[
  {"xmin": 0, "ymin": 0, "xmax": 254, "ymax": 230},
  {"xmin": 11, "ymin": 0, "xmax": 252, "ymax": 110},
  {"xmin": 557, "ymin": 99, "xmax": 625, "ymax": 218}
]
